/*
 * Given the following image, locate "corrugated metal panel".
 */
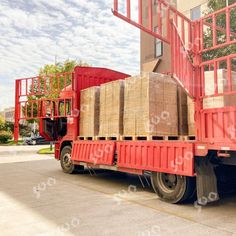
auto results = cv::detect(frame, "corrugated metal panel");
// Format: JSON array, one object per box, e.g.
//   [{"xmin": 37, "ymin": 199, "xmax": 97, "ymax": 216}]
[
  {"xmin": 75, "ymin": 67, "xmax": 130, "ymax": 92},
  {"xmin": 201, "ymin": 106, "xmax": 236, "ymax": 144},
  {"xmin": 71, "ymin": 141, "xmax": 116, "ymax": 166},
  {"xmin": 117, "ymin": 141, "xmax": 194, "ymax": 176}
]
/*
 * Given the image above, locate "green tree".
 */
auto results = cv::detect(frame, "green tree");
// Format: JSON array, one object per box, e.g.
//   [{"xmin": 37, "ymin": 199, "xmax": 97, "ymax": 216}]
[
  {"xmin": 25, "ymin": 60, "xmax": 90, "ymax": 123},
  {"xmin": 0, "ymin": 117, "xmax": 5, "ymax": 131},
  {"xmin": 0, "ymin": 119, "xmax": 13, "ymax": 143},
  {"xmin": 203, "ymin": 0, "xmax": 236, "ymax": 62},
  {"xmin": 0, "ymin": 131, "xmax": 13, "ymax": 143}
]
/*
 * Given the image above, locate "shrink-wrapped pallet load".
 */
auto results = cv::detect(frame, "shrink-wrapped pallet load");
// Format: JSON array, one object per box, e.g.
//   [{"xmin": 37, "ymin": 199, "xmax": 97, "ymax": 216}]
[
  {"xmin": 123, "ymin": 73, "xmax": 178, "ymax": 136},
  {"xmin": 79, "ymin": 86, "xmax": 100, "ymax": 137},
  {"xmin": 203, "ymin": 69, "xmax": 236, "ymax": 109},
  {"xmin": 99, "ymin": 80, "xmax": 124, "ymax": 137}
]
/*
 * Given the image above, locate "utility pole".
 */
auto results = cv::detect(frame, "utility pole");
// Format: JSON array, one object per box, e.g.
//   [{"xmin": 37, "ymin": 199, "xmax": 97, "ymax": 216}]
[{"xmin": 226, "ymin": 0, "xmax": 229, "ymax": 6}]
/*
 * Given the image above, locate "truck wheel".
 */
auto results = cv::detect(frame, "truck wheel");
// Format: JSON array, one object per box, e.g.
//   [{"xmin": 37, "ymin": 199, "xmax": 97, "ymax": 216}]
[
  {"xmin": 151, "ymin": 172, "xmax": 196, "ymax": 204},
  {"xmin": 60, "ymin": 146, "xmax": 84, "ymax": 174}
]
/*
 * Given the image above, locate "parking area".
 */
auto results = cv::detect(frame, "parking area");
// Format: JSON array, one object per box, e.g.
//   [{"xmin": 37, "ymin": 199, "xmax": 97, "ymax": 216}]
[{"xmin": 0, "ymin": 145, "xmax": 236, "ymax": 236}]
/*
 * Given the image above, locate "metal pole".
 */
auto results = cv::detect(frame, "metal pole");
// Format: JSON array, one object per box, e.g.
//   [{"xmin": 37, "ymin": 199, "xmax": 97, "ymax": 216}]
[{"xmin": 226, "ymin": 0, "xmax": 229, "ymax": 6}]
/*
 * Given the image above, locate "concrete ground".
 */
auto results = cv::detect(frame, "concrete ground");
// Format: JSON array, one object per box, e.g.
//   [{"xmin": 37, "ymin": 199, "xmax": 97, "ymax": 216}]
[{"xmin": 0, "ymin": 146, "xmax": 236, "ymax": 236}]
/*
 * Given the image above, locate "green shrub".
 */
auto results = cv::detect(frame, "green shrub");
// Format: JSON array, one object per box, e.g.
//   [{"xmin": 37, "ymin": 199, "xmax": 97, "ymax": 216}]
[{"xmin": 0, "ymin": 131, "xmax": 13, "ymax": 144}]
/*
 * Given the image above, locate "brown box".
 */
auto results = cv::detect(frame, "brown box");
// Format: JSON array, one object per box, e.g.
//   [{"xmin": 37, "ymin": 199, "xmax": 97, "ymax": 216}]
[
  {"xmin": 79, "ymin": 86, "xmax": 100, "ymax": 137},
  {"xmin": 204, "ymin": 69, "xmax": 236, "ymax": 96},
  {"xmin": 203, "ymin": 69, "xmax": 236, "ymax": 109},
  {"xmin": 177, "ymin": 86, "xmax": 188, "ymax": 135},
  {"xmin": 99, "ymin": 80, "xmax": 124, "ymax": 137},
  {"xmin": 203, "ymin": 93, "xmax": 236, "ymax": 109},
  {"xmin": 187, "ymin": 97, "xmax": 195, "ymax": 136},
  {"xmin": 123, "ymin": 73, "xmax": 178, "ymax": 136}
]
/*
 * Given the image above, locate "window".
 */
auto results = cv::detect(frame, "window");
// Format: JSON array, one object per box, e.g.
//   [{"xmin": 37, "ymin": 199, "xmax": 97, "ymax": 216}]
[
  {"xmin": 154, "ymin": 26, "xmax": 163, "ymax": 58},
  {"xmin": 190, "ymin": 5, "xmax": 201, "ymax": 20},
  {"xmin": 59, "ymin": 100, "xmax": 71, "ymax": 116}
]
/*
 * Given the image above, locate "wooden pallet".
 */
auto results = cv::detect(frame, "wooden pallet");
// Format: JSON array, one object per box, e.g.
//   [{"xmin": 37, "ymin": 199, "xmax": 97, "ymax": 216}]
[
  {"xmin": 121, "ymin": 135, "xmax": 196, "ymax": 141},
  {"xmin": 78, "ymin": 135, "xmax": 196, "ymax": 141},
  {"xmin": 95, "ymin": 136, "xmax": 121, "ymax": 141},
  {"xmin": 78, "ymin": 136, "xmax": 95, "ymax": 141},
  {"xmin": 178, "ymin": 135, "xmax": 196, "ymax": 141}
]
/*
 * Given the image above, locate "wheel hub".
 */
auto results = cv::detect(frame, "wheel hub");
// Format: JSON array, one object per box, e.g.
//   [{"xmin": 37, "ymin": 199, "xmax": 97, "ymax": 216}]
[
  {"xmin": 63, "ymin": 153, "xmax": 72, "ymax": 169},
  {"xmin": 160, "ymin": 173, "xmax": 177, "ymax": 192}
]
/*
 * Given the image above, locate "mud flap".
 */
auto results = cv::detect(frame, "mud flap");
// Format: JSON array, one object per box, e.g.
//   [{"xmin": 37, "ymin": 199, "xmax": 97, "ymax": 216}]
[{"xmin": 195, "ymin": 158, "xmax": 219, "ymax": 205}]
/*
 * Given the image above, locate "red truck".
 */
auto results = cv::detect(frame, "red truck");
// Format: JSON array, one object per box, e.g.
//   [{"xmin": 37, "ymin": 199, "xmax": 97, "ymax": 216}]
[{"xmin": 14, "ymin": 0, "xmax": 236, "ymax": 204}]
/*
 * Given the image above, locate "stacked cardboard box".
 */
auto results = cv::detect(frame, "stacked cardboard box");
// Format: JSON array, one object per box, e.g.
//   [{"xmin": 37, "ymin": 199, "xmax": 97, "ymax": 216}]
[
  {"xmin": 203, "ymin": 69, "xmax": 236, "ymax": 109},
  {"xmin": 187, "ymin": 97, "xmax": 195, "ymax": 136},
  {"xmin": 99, "ymin": 80, "xmax": 124, "ymax": 137},
  {"xmin": 79, "ymin": 86, "xmax": 100, "ymax": 137},
  {"xmin": 123, "ymin": 73, "xmax": 178, "ymax": 136},
  {"xmin": 187, "ymin": 69, "xmax": 236, "ymax": 136},
  {"xmin": 177, "ymin": 86, "xmax": 188, "ymax": 135}
]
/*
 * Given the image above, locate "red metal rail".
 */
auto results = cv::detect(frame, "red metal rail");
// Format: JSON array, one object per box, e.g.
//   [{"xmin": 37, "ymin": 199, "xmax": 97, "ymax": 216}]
[
  {"xmin": 14, "ymin": 72, "xmax": 74, "ymax": 141},
  {"xmin": 71, "ymin": 140, "xmax": 195, "ymax": 176},
  {"xmin": 113, "ymin": 0, "xmax": 195, "ymax": 98},
  {"xmin": 194, "ymin": 3, "xmax": 236, "ymax": 147}
]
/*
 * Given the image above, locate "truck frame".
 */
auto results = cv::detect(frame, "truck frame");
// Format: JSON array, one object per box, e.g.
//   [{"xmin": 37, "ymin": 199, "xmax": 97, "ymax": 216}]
[{"xmin": 14, "ymin": 0, "xmax": 236, "ymax": 204}]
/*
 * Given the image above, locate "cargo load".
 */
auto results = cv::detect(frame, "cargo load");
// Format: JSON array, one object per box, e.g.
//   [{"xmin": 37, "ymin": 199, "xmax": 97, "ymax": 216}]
[
  {"xmin": 123, "ymin": 73, "xmax": 178, "ymax": 136},
  {"xmin": 79, "ymin": 86, "xmax": 100, "ymax": 137},
  {"xmin": 177, "ymin": 86, "xmax": 188, "ymax": 135},
  {"xmin": 203, "ymin": 69, "xmax": 236, "ymax": 109},
  {"xmin": 187, "ymin": 97, "xmax": 195, "ymax": 136},
  {"xmin": 99, "ymin": 80, "xmax": 124, "ymax": 137}
]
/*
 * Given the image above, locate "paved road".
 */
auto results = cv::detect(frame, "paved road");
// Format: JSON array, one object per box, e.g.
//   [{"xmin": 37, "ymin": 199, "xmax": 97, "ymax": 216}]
[{"xmin": 0, "ymin": 145, "xmax": 236, "ymax": 236}]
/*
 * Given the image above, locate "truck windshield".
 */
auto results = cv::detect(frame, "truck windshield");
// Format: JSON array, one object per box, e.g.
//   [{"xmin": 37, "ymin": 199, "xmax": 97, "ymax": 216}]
[{"xmin": 58, "ymin": 100, "xmax": 71, "ymax": 117}]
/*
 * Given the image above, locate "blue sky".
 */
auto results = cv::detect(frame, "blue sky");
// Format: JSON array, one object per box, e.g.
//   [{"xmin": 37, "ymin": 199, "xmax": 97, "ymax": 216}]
[{"xmin": 0, "ymin": 0, "xmax": 140, "ymax": 110}]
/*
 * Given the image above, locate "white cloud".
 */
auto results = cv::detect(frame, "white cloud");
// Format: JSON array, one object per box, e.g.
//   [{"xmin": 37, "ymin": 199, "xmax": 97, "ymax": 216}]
[{"xmin": 0, "ymin": 0, "xmax": 140, "ymax": 110}]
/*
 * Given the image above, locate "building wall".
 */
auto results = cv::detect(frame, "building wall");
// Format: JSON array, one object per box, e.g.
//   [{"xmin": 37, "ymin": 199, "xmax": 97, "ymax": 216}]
[
  {"xmin": 4, "ymin": 107, "xmax": 15, "ymax": 123},
  {"xmin": 140, "ymin": 0, "xmax": 208, "ymax": 73}
]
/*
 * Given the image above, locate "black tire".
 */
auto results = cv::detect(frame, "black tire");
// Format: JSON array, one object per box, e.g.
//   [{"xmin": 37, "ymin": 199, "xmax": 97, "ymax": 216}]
[
  {"xmin": 151, "ymin": 172, "xmax": 196, "ymax": 204},
  {"xmin": 60, "ymin": 146, "xmax": 84, "ymax": 174}
]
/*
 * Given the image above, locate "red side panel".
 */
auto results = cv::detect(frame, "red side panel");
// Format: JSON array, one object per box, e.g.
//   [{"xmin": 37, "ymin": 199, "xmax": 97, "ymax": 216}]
[
  {"xmin": 200, "ymin": 106, "xmax": 236, "ymax": 145},
  {"xmin": 117, "ymin": 141, "xmax": 194, "ymax": 177},
  {"xmin": 74, "ymin": 66, "xmax": 129, "ymax": 94},
  {"xmin": 71, "ymin": 141, "xmax": 116, "ymax": 166}
]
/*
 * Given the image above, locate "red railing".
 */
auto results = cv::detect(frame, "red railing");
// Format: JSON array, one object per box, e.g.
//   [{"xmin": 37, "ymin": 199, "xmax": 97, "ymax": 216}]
[
  {"xmin": 14, "ymin": 72, "xmax": 74, "ymax": 141},
  {"xmin": 113, "ymin": 0, "xmax": 192, "ymax": 44},
  {"xmin": 199, "ymin": 3, "xmax": 236, "ymax": 53},
  {"xmin": 113, "ymin": 0, "xmax": 195, "ymax": 98},
  {"xmin": 195, "ymin": 3, "xmax": 236, "ymax": 147},
  {"xmin": 171, "ymin": 21, "xmax": 195, "ymax": 98}
]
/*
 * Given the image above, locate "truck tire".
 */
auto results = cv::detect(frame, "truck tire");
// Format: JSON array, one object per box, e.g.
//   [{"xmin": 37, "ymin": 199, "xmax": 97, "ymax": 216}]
[
  {"xmin": 151, "ymin": 172, "xmax": 196, "ymax": 204},
  {"xmin": 60, "ymin": 146, "xmax": 84, "ymax": 174}
]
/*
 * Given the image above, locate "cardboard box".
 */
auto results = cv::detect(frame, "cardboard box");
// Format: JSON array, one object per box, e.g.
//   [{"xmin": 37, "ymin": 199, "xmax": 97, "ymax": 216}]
[
  {"xmin": 204, "ymin": 69, "xmax": 236, "ymax": 96},
  {"xmin": 187, "ymin": 97, "xmax": 195, "ymax": 136},
  {"xmin": 177, "ymin": 86, "xmax": 188, "ymax": 135},
  {"xmin": 123, "ymin": 73, "xmax": 178, "ymax": 136},
  {"xmin": 99, "ymin": 80, "xmax": 124, "ymax": 136},
  {"xmin": 79, "ymin": 86, "xmax": 100, "ymax": 137},
  {"xmin": 203, "ymin": 69, "xmax": 236, "ymax": 109},
  {"xmin": 203, "ymin": 93, "xmax": 236, "ymax": 109}
]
